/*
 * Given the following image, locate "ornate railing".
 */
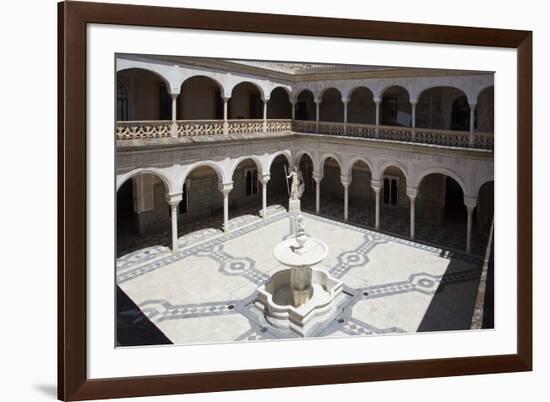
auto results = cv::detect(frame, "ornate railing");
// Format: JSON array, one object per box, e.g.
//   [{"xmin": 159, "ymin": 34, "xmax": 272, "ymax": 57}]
[
  {"xmin": 116, "ymin": 119, "xmax": 493, "ymax": 150},
  {"xmin": 177, "ymin": 120, "xmax": 224, "ymax": 137},
  {"xmin": 116, "ymin": 120, "xmax": 172, "ymax": 140},
  {"xmin": 291, "ymin": 120, "xmax": 493, "ymax": 150}
]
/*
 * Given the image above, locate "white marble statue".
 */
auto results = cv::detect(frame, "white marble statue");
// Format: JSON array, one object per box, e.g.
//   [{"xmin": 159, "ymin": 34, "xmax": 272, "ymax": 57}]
[{"xmin": 287, "ymin": 167, "xmax": 305, "ymax": 200}]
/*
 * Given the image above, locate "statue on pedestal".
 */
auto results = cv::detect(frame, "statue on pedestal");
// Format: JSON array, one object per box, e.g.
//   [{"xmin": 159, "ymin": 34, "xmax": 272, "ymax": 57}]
[{"xmin": 287, "ymin": 166, "xmax": 305, "ymax": 201}]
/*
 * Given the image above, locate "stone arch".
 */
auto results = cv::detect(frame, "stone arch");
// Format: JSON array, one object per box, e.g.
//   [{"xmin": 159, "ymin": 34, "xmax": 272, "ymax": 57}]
[
  {"xmin": 380, "ymin": 84, "xmax": 411, "ymax": 99},
  {"xmin": 416, "ymin": 86, "xmax": 469, "ymax": 130},
  {"xmin": 295, "ymin": 150, "xmax": 317, "ymax": 172},
  {"xmin": 117, "ymin": 168, "xmax": 173, "ymax": 193},
  {"xmin": 344, "ymin": 156, "xmax": 374, "ymax": 177},
  {"xmin": 229, "ymin": 155, "xmax": 264, "ymax": 179},
  {"xmin": 377, "ymin": 160, "xmax": 409, "ymax": 185},
  {"xmin": 181, "ymin": 161, "xmax": 225, "ymax": 188},
  {"xmin": 295, "ymin": 89, "xmax": 316, "ymax": 121},
  {"xmin": 379, "ymin": 85, "xmax": 412, "ymax": 127},
  {"xmin": 229, "ymin": 81, "xmax": 265, "ymax": 119},
  {"xmin": 179, "ymin": 75, "xmax": 225, "ymax": 120},
  {"xmin": 414, "ymin": 167, "xmax": 466, "ymax": 194},
  {"xmin": 267, "ymin": 150, "xmax": 293, "ymax": 172},
  {"xmin": 319, "ymin": 152, "xmax": 343, "ymax": 172},
  {"xmin": 319, "ymin": 87, "xmax": 344, "ymax": 122},
  {"xmin": 347, "ymin": 86, "xmax": 376, "ymax": 124},
  {"xmin": 181, "ymin": 74, "xmax": 225, "ymax": 94},
  {"xmin": 117, "ymin": 67, "xmax": 171, "ymax": 92},
  {"xmin": 268, "ymin": 87, "xmax": 293, "ymax": 119},
  {"xmin": 229, "ymin": 80, "xmax": 266, "ymax": 101}
]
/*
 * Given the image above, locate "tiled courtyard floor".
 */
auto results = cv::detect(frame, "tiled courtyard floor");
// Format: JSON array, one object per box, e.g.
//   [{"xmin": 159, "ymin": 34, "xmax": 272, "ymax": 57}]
[{"xmin": 117, "ymin": 207, "xmax": 489, "ymax": 347}]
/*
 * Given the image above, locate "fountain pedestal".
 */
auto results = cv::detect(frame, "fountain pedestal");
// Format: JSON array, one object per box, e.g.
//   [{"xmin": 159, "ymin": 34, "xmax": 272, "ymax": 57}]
[{"xmin": 256, "ymin": 214, "xmax": 343, "ymax": 337}]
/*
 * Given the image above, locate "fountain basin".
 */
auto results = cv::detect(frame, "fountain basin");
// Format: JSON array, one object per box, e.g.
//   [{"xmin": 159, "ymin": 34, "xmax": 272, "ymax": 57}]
[{"xmin": 256, "ymin": 267, "xmax": 343, "ymax": 336}]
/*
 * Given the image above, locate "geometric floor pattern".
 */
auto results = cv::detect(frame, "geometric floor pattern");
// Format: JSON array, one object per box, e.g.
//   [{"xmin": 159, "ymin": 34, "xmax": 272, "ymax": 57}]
[{"xmin": 117, "ymin": 206, "xmax": 488, "ymax": 346}]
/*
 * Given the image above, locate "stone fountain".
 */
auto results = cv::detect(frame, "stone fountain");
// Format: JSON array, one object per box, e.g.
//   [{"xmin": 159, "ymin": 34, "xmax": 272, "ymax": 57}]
[{"xmin": 255, "ymin": 167, "xmax": 343, "ymax": 337}]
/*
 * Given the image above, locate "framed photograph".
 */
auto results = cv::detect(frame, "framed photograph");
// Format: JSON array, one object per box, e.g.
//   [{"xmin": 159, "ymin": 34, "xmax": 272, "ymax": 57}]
[{"xmin": 58, "ymin": 1, "xmax": 532, "ymax": 400}]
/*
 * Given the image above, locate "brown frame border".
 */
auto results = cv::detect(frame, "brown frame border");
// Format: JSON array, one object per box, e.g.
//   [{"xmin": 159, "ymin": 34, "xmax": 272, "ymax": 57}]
[{"xmin": 58, "ymin": 1, "xmax": 532, "ymax": 400}]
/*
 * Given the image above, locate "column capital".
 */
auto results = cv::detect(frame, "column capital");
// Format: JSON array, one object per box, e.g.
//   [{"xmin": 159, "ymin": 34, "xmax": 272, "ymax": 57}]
[
  {"xmin": 218, "ymin": 181, "xmax": 234, "ymax": 195},
  {"xmin": 341, "ymin": 97, "xmax": 350, "ymax": 105},
  {"xmin": 464, "ymin": 196, "xmax": 477, "ymax": 210},
  {"xmin": 314, "ymin": 97, "xmax": 322, "ymax": 105},
  {"xmin": 260, "ymin": 173, "xmax": 271, "ymax": 185},
  {"xmin": 410, "ymin": 98, "xmax": 418, "ymax": 106},
  {"xmin": 373, "ymin": 97, "xmax": 381, "ymax": 105},
  {"xmin": 170, "ymin": 92, "xmax": 180, "ymax": 99},
  {"xmin": 262, "ymin": 97, "xmax": 269, "ymax": 104},
  {"xmin": 166, "ymin": 192, "xmax": 182, "ymax": 206},
  {"xmin": 340, "ymin": 175, "xmax": 352, "ymax": 187},
  {"xmin": 312, "ymin": 170, "xmax": 323, "ymax": 182},
  {"xmin": 371, "ymin": 179, "xmax": 382, "ymax": 191},
  {"xmin": 221, "ymin": 95, "xmax": 231, "ymax": 102},
  {"xmin": 468, "ymin": 101, "xmax": 478, "ymax": 109},
  {"xmin": 406, "ymin": 187, "xmax": 418, "ymax": 199}
]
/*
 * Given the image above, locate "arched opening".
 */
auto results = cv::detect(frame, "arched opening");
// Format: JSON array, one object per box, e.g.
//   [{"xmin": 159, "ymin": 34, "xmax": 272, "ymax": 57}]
[
  {"xmin": 451, "ymin": 95, "xmax": 473, "ymax": 131},
  {"xmin": 416, "ymin": 86, "xmax": 468, "ymax": 130},
  {"xmin": 476, "ymin": 87, "xmax": 494, "ymax": 132},
  {"xmin": 320, "ymin": 157, "xmax": 343, "ymax": 216},
  {"xmin": 180, "ymin": 165, "xmax": 223, "ymax": 229},
  {"xmin": 348, "ymin": 87, "xmax": 376, "ymax": 124},
  {"xmin": 268, "ymin": 154, "xmax": 291, "ymax": 205},
  {"xmin": 268, "ymin": 87, "xmax": 292, "ymax": 119},
  {"xmin": 416, "ymin": 173, "xmax": 468, "ymax": 249},
  {"xmin": 297, "ymin": 153, "xmax": 315, "ymax": 196},
  {"xmin": 231, "ymin": 159, "xmax": 262, "ymax": 217},
  {"xmin": 381, "ymin": 86, "xmax": 412, "ymax": 127},
  {"xmin": 476, "ymin": 181, "xmax": 494, "ymax": 235},
  {"xmin": 116, "ymin": 173, "xmax": 170, "ymax": 257},
  {"xmin": 229, "ymin": 82, "xmax": 263, "ymax": 119},
  {"xmin": 295, "ymin": 90, "xmax": 315, "ymax": 121},
  {"xmin": 380, "ymin": 166, "xmax": 408, "ymax": 236},
  {"xmin": 117, "ymin": 81, "xmax": 129, "ymax": 121},
  {"xmin": 180, "ymin": 76, "xmax": 223, "ymax": 120},
  {"xmin": 319, "ymin": 88, "xmax": 344, "ymax": 122},
  {"xmin": 349, "ymin": 160, "xmax": 374, "ymax": 226},
  {"xmin": 117, "ymin": 68, "xmax": 171, "ymax": 121}
]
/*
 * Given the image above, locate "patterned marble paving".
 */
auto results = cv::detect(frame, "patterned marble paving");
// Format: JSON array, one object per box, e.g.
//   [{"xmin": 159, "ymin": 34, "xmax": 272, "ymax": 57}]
[{"xmin": 117, "ymin": 205, "xmax": 489, "ymax": 347}]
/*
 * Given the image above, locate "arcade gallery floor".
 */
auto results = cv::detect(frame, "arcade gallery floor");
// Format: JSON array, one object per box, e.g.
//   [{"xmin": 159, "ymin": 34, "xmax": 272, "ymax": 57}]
[{"xmin": 116, "ymin": 207, "xmax": 485, "ymax": 347}]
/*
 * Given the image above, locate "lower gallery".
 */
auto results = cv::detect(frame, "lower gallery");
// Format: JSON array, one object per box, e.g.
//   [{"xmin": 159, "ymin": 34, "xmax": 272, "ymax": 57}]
[{"xmin": 115, "ymin": 55, "xmax": 494, "ymax": 346}]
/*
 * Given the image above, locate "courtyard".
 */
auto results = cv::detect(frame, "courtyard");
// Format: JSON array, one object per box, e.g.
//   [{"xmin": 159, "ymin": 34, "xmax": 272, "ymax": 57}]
[{"xmin": 116, "ymin": 205, "xmax": 487, "ymax": 346}]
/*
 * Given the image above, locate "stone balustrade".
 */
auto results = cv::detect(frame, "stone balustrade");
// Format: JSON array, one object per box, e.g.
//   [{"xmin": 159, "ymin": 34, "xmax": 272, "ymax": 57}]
[{"xmin": 116, "ymin": 119, "xmax": 493, "ymax": 150}]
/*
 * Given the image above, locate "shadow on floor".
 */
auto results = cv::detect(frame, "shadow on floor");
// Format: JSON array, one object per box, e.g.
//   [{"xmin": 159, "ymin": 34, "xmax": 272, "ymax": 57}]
[
  {"xmin": 418, "ymin": 258, "xmax": 485, "ymax": 331},
  {"xmin": 116, "ymin": 286, "xmax": 172, "ymax": 347}
]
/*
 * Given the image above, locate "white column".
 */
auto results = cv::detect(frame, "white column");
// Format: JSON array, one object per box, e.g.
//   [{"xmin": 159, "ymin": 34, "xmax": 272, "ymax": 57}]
[
  {"xmin": 218, "ymin": 182, "xmax": 234, "ymax": 232},
  {"xmin": 313, "ymin": 171, "xmax": 322, "ymax": 213},
  {"xmin": 223, "ymin": 96, "xmax": 229, "ymax": 135},
  {"xmin": 170, "ymin": 92, "xmax": 179, "ymax": 138},
  {"xmin": 372, "ymin": 180, "xmax": 381, "ymax": 230},
  {"xmin": 410, "ymin": 98, "xmax": 417, "ymax": 142},
  {"xmin": 374, "ymin": 98, "xmax": 381, "ymax": 138},
  {"xmin": 343, "ymin": 98, "xmax": 349, "ymax": 135},
  {"xmin": 262, "ymin": 98, "xmax": 268, "ymax": 133},
  {"xmin": 315, "ymin": 98, "xmax": 321, "ymax": 133},
  {"xmin": 260, "ymin": 174, "xmax": 270, "ymax": 218},
  {"xmin": 166, "ymin": 193, "xmax": 182, "ymax": 253},
  {"xmin": 291, "ymin": 100, "xmax": 296, "ymax": 120},
  {"xmin": 464, "ymin": 197, "xmax": 477, "ymax": 254},
  {"xmin": 469, "ymin": 102, "xmax": 477, "ymax": 147},
  {"xmin": 407, "ymin": 188, "xmax": 418, "ymax": 240},
  {"xmin": 341, "ymin": 175, "xmax": 351, "ymax": 221},
  {"xmin": 466, "ymin": 206, "xmax": 474, "ymax": 253}
]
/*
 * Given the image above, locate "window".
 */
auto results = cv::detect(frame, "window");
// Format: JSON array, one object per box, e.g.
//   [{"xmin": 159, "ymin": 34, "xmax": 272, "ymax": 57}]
[
  {"xmin": 383, "ymin": 176, "xmax": 399, "ymax": 206},
  {"xmin": 179, "ymin": 182, "xmax": 188, "ymax": 214},
  {"xmin": 117, "ymin": 82, "xmax": 128, "ymax": 121},
  {"xmin": 245, "ymin": 168, "xmax": 258, "ymax": 196}
]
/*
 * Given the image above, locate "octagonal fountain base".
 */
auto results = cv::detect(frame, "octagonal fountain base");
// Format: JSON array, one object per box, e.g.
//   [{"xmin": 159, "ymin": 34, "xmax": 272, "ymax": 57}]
[{"xmin": 256, "ymin": 267, "xmax": 344, "ymax": 337}]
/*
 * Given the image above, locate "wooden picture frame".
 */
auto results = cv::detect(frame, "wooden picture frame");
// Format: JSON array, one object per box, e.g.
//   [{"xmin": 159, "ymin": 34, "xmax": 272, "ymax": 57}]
[{"xmin": 58, "ymin": 1, "xmax": 532, "ymax": 400}]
